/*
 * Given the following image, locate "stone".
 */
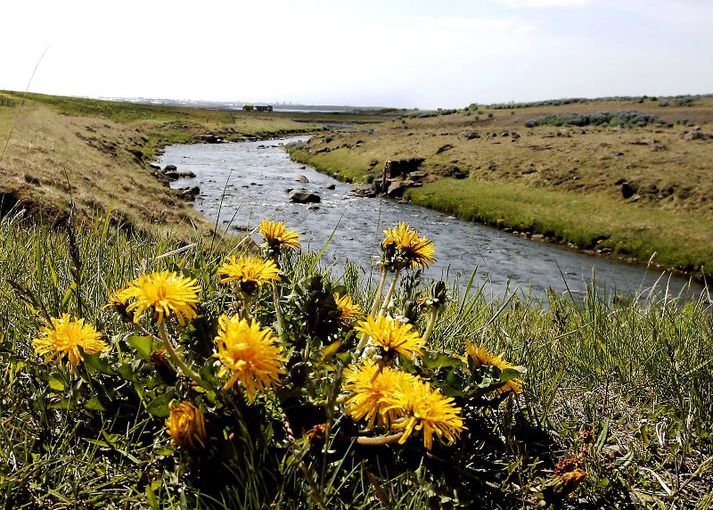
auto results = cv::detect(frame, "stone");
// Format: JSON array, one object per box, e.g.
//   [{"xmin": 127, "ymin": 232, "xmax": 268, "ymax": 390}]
[
  {"xmin": 295, "ymin": 175, "xmax": 309, "ymax": 183},
  {"xmin": 620, "ymin": 182, "xmax": 638, "ymax": 199},
  {"xmin": 178, "ymin": 186, "xmax": 200, "ymax": 200},
  {"xmin": 386, "ymin": 180, "xmax": 406, "ymax": 197},
  {"xmin": 464, "ymin": 131, "xmax": 480, "ymax": 140},
  {"xmin": 683, "ymin": 130, "xmax": 706, "ymax": 141},
  {"xmin": 164, "ymin": 164, "xmax": 177, "ymax": 172},
  {"xmin": 436, "ymin": 144, "xmax": 453, "ymax": 154},
  {"xmin": 195, "ymin": 133, "xmax": 225, "ymax": 144},
  {"xmin": 322, "ymin": 183, "xmax": 336, "ymax": 190},
  {"xmin": 149, "ymin": 163, "xmax": 161, "ymax": 170},
  {"xmin": 288, "ymin": 189, "xmax": 321, "ymax": 203},
  {"xmin": 446, "ymin": 166, "xmax": 468, "ymax": 179}
]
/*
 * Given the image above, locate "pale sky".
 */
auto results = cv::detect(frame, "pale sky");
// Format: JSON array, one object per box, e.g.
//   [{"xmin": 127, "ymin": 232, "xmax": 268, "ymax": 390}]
[{"xmin": 2, "ymin": 0, "xmax": 712, "ymax": 108}]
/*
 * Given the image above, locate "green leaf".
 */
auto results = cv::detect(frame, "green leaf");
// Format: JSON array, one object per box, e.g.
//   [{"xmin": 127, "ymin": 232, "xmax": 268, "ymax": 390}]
[
  {"xmin": 49, "ymin": 398, "xmax": 75, "ymax": 410},
  {"xmin": 85, "ymin": 395, "xmax": 108, "ymax": 412},
  {"xmin": 423, "ymin": 354, "xmax": 465, "ymax": 370},
  {"xmin": 154, "ymin": 446, "xmax": 174, "ymax": 456},
  {"xmin": 47, "ymin": 372, "xmax": 66, "ymax": 391},
  {"xmin": 117, "ymin": 363, "xmax": 135, "ymax": 381},
  {"xmin": 146, "ymin": 393, "xmax": 174, "ymax": 418},
  {"xmin": 84, "ymin": 353, "xmax": 114, "ymax": 375},
  {"xmin": 126, "ymin": 335, "xmax": 154, "ymax": 361}
]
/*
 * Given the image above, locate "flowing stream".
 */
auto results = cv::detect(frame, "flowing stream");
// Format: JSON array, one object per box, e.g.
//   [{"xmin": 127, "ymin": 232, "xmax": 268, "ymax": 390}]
[{"xmin": 160, "ymin": 136, "xmax": 704, "ymax": 299}]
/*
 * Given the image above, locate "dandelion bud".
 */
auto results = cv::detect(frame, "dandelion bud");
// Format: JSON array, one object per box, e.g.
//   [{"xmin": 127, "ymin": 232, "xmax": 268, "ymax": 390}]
[{"xmin": 165, "ymin": 401, "xmax": 207, "ymax": 450}]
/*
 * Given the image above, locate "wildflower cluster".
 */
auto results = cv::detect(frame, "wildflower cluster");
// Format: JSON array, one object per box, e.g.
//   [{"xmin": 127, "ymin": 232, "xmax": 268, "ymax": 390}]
[{"xmin": 29, "ymin": 219, "xmax": 542, "ymax": 504}]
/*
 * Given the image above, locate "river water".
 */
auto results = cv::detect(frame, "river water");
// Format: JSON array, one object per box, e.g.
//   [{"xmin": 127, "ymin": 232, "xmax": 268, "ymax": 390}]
[{"xmin": 160, "ymin": 136, "xmax": 704, "ymax": 299}]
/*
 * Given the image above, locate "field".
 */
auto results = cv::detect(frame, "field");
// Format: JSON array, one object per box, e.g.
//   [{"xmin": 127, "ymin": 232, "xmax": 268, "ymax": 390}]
[
  {"xmin": 1, "ymin": 92, "xmax": 712, "ymax": 509},
  {"xmin": 288, "ymin": 97, "xmax": 713, "ymax": 277}
]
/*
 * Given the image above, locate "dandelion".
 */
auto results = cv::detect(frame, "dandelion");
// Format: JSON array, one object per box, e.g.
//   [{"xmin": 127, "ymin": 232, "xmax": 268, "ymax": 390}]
[
  {"xmin": 342, "ymin": 360, "xmax": 417, "ymax": 430},
  {"xmin": 334, "ymin": 293, "xmax": 362, "ymax": 325},
  {"xmin": 466, "ymin": 342, "xmax": 525, "ymax": 394},
  {"xmin": 165, "ymin": 401, "xmax": 207, "ymax": 450},
  {"xmin": 384, "ymin": 378, "xmax": 465, "ymax": 450},
  {"xmin": 119, "ymin": 271, "xmax": 200, "ymax": 326},
  {"xmin": 214, "ymin": 315, "xmax": 286, "ymax": 401},
  {"xmin": 259, "ymin": 219, "xmax": 300, "ymax": 252},
  {"xmin": 107, "ymin": 288, "xmax": 133, "ymax": 321},
  {"xmin": 355, "ymin": 315, "xmax": 425, "ymax": 360},
  {"xmin": 381, "ymin": 222, "xmax": 436, "ymax": 271},
  {"xmin": 33, "ymin": 314, "xmax": 108, "ymax": 367},
  {"xmin": 217, "ymin": 255, "xmax": 281, "ymax": 296}
]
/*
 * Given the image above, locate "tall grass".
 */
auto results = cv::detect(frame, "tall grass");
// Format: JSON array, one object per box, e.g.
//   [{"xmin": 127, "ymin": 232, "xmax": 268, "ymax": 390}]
[{"xmin": 1, "ymin": 211, "xmax": 711, "ymax": 508}]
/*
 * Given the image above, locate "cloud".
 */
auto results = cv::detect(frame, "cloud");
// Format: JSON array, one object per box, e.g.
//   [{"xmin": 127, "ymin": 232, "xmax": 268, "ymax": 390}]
[
  {"xmin": 499, "ymin": 0, "xmax": 588, "ymax": 7},
  {"xmin": 420, "ymin": 16, "xmax": 536, "ymax": 35}
]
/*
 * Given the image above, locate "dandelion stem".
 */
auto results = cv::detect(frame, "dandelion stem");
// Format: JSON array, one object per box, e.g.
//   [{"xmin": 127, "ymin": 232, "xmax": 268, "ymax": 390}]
[
  {"xmin": 271, "ymin": 282, "xmax": 286, "ymax": 341},
  {"xmin": 356, "ymin": 269, "xmax": 390, "ymax": 354},
  {"xmin": 368, "ymin": 269, "xmax": 388, "ymax": 316},
  {"xmin": 158, "ymin": 322, "xmax": 204, "ymax": 387},
  {"xmin": 378, "ymin": 270, "xmax": 401, "ymax": 316},
  {"xmin": 356, "ymin": 432, "xmax": 403, "ymax": 446},
  {"xmin": 368, "ymin": 358, "xmax": 386, "ymax": 383},
  {"xmin": 422, "ymin": 307, "xmax": 439, "ymax": 344}
]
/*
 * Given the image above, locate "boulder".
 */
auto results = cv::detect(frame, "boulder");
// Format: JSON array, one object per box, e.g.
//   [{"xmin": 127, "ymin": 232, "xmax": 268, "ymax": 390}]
[
  {"xmin": 620, "ymin": 181, "xmax": 638, "ymax": 199},
  {"xmin": 386, "ymin": 180, "xmax": 407, "ymax": 197},
  {"xmin": 178, "ymin": 186, "xmax": 200, "ymax": 200},
  {"xmin": 295, "ymin": 175, "xmax": 309, "ymax": 183},
  {"xmin": 683, "ymin": 130, "xmax": 706, "ymax": 141},
  {"xmin": 321, "ymin": 183, "xmax": 336, "ymax": 190},
  {"xmin": 164, "ymin": 164, "xmax": 177, "ymax": 172},
  {"xmin": 464, "ymin": 131, "xmax": 480, "ymax": 140},
  {"xmin": 436, "ymin": 144, "xmax": 453, "ymax": 154},
  {"xmin": 446, "ymin": 166, "xmax": 468, "ymax": 179},
  {"xmin": 288, "ymin": 189, "xmax": 321, "ymax": 204},
  {"xmin": 195, "ymin": 133, "xmax": 225, "ymax": 144}
]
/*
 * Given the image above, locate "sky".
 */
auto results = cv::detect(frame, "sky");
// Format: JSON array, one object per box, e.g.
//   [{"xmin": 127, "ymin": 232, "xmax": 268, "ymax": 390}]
[{"xmin": 2, "ymin": 0, "xmax": 713, "ymax": 108}]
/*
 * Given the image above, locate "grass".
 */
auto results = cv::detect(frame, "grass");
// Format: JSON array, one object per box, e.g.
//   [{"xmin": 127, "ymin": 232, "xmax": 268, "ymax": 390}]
[
  {"xmin": 1, "ymin": 210, "xmax": 712, "ymax": 508},
  {"xmin": 406, "ymin": 178, "xmax": 713, "ymax": 273},
  {"xmin": 287, "ymin": 98, "xmax": 713, "ymax": 277}
]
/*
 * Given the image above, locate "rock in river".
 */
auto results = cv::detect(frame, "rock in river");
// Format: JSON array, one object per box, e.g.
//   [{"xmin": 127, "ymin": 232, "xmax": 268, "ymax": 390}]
[{"xmin": 288, "ymin": 189, "xmax": 321, "ymax": 203}]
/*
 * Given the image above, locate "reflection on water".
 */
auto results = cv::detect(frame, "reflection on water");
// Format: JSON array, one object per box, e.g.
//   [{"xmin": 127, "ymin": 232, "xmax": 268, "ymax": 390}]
[{"xmin": 160, "ymin": 136, "xmax": 704, "ymax": 299}]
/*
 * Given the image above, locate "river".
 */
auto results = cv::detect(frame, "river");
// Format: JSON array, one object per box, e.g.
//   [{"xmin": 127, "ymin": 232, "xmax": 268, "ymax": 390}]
[{"xmin": 159, "ymin": 136, "xmax": 704, "ymax": 299}]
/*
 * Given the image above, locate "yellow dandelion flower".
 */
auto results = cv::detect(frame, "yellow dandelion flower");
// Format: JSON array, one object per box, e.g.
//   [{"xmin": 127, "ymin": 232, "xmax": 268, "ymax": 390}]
[
  {"xmin": 119, "ymin": 271, "xmax": 200, "ymax": 326},
  {"xmin": 334, "ymin": 293, "xmax": 362, "ymax": 324},
  {"xmin": 106, "ymin": 288, "xmax": 134, "ymax": 321},
  {"xmin": 465, "ymin": 342, "xmax": 525, "ymax": 395},
  {"xmin": 382, "ymin": 222, "xmax": 436, "ymax": 270},
  {"xmin": 342, "ymin": 360, "xmax": 417, "ymax": 430},
  {"xmin": 165, "ymin": 401, "xmax": 207, "ymax": 450},
  {"xmin": 33, "ymin": 314, "xmax": 108, "ymax": 367},
  {"xmin": 214, "ymin": 315, "xmax": 286, "ymax": 401},
  {"xmin": 216, "ymin": 255, "xmax": 281, "ymax": 295},
  {"xmin": 355, "ymin": 315, "xmax": 425, "ymax": 359},
  {"xmin": 384, "ymin": 378, "xmax": 465, "ymax": 450},
  {"xmin": 259, "ymin": 219, "xmax": 300, "ymax": 250}
]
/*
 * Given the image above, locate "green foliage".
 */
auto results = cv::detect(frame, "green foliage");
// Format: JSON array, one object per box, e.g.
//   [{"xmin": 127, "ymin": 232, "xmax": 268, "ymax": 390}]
[{"xmin": 1, "ymin": 212, "xmax": 711, "ymax": 508}]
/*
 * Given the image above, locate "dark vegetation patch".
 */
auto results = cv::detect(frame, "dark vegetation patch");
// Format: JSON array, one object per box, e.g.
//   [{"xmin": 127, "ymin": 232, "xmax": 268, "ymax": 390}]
[{"xmin": 525, "ymin": 111, "xmax": 664, "ymax": 128}]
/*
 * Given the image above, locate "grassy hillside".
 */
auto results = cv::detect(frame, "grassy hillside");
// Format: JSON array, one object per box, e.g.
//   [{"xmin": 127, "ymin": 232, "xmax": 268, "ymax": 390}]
[
  {"xmin": 288, "ymin": 97, "xmax": 713, "ymax": 277},
  {"xmin": 0, "ymin": 91, "xmax": 388, "ymax": 237}
]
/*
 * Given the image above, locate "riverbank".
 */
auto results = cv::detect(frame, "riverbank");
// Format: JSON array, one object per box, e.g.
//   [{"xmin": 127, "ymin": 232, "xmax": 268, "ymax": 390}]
[
  {"xmin": 0, "ymin": 91, "xmax": 389, "ymax": 238},
  {"xmin": 286, "ymin": 99, "xmax": 713, "ymax": 278}
]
